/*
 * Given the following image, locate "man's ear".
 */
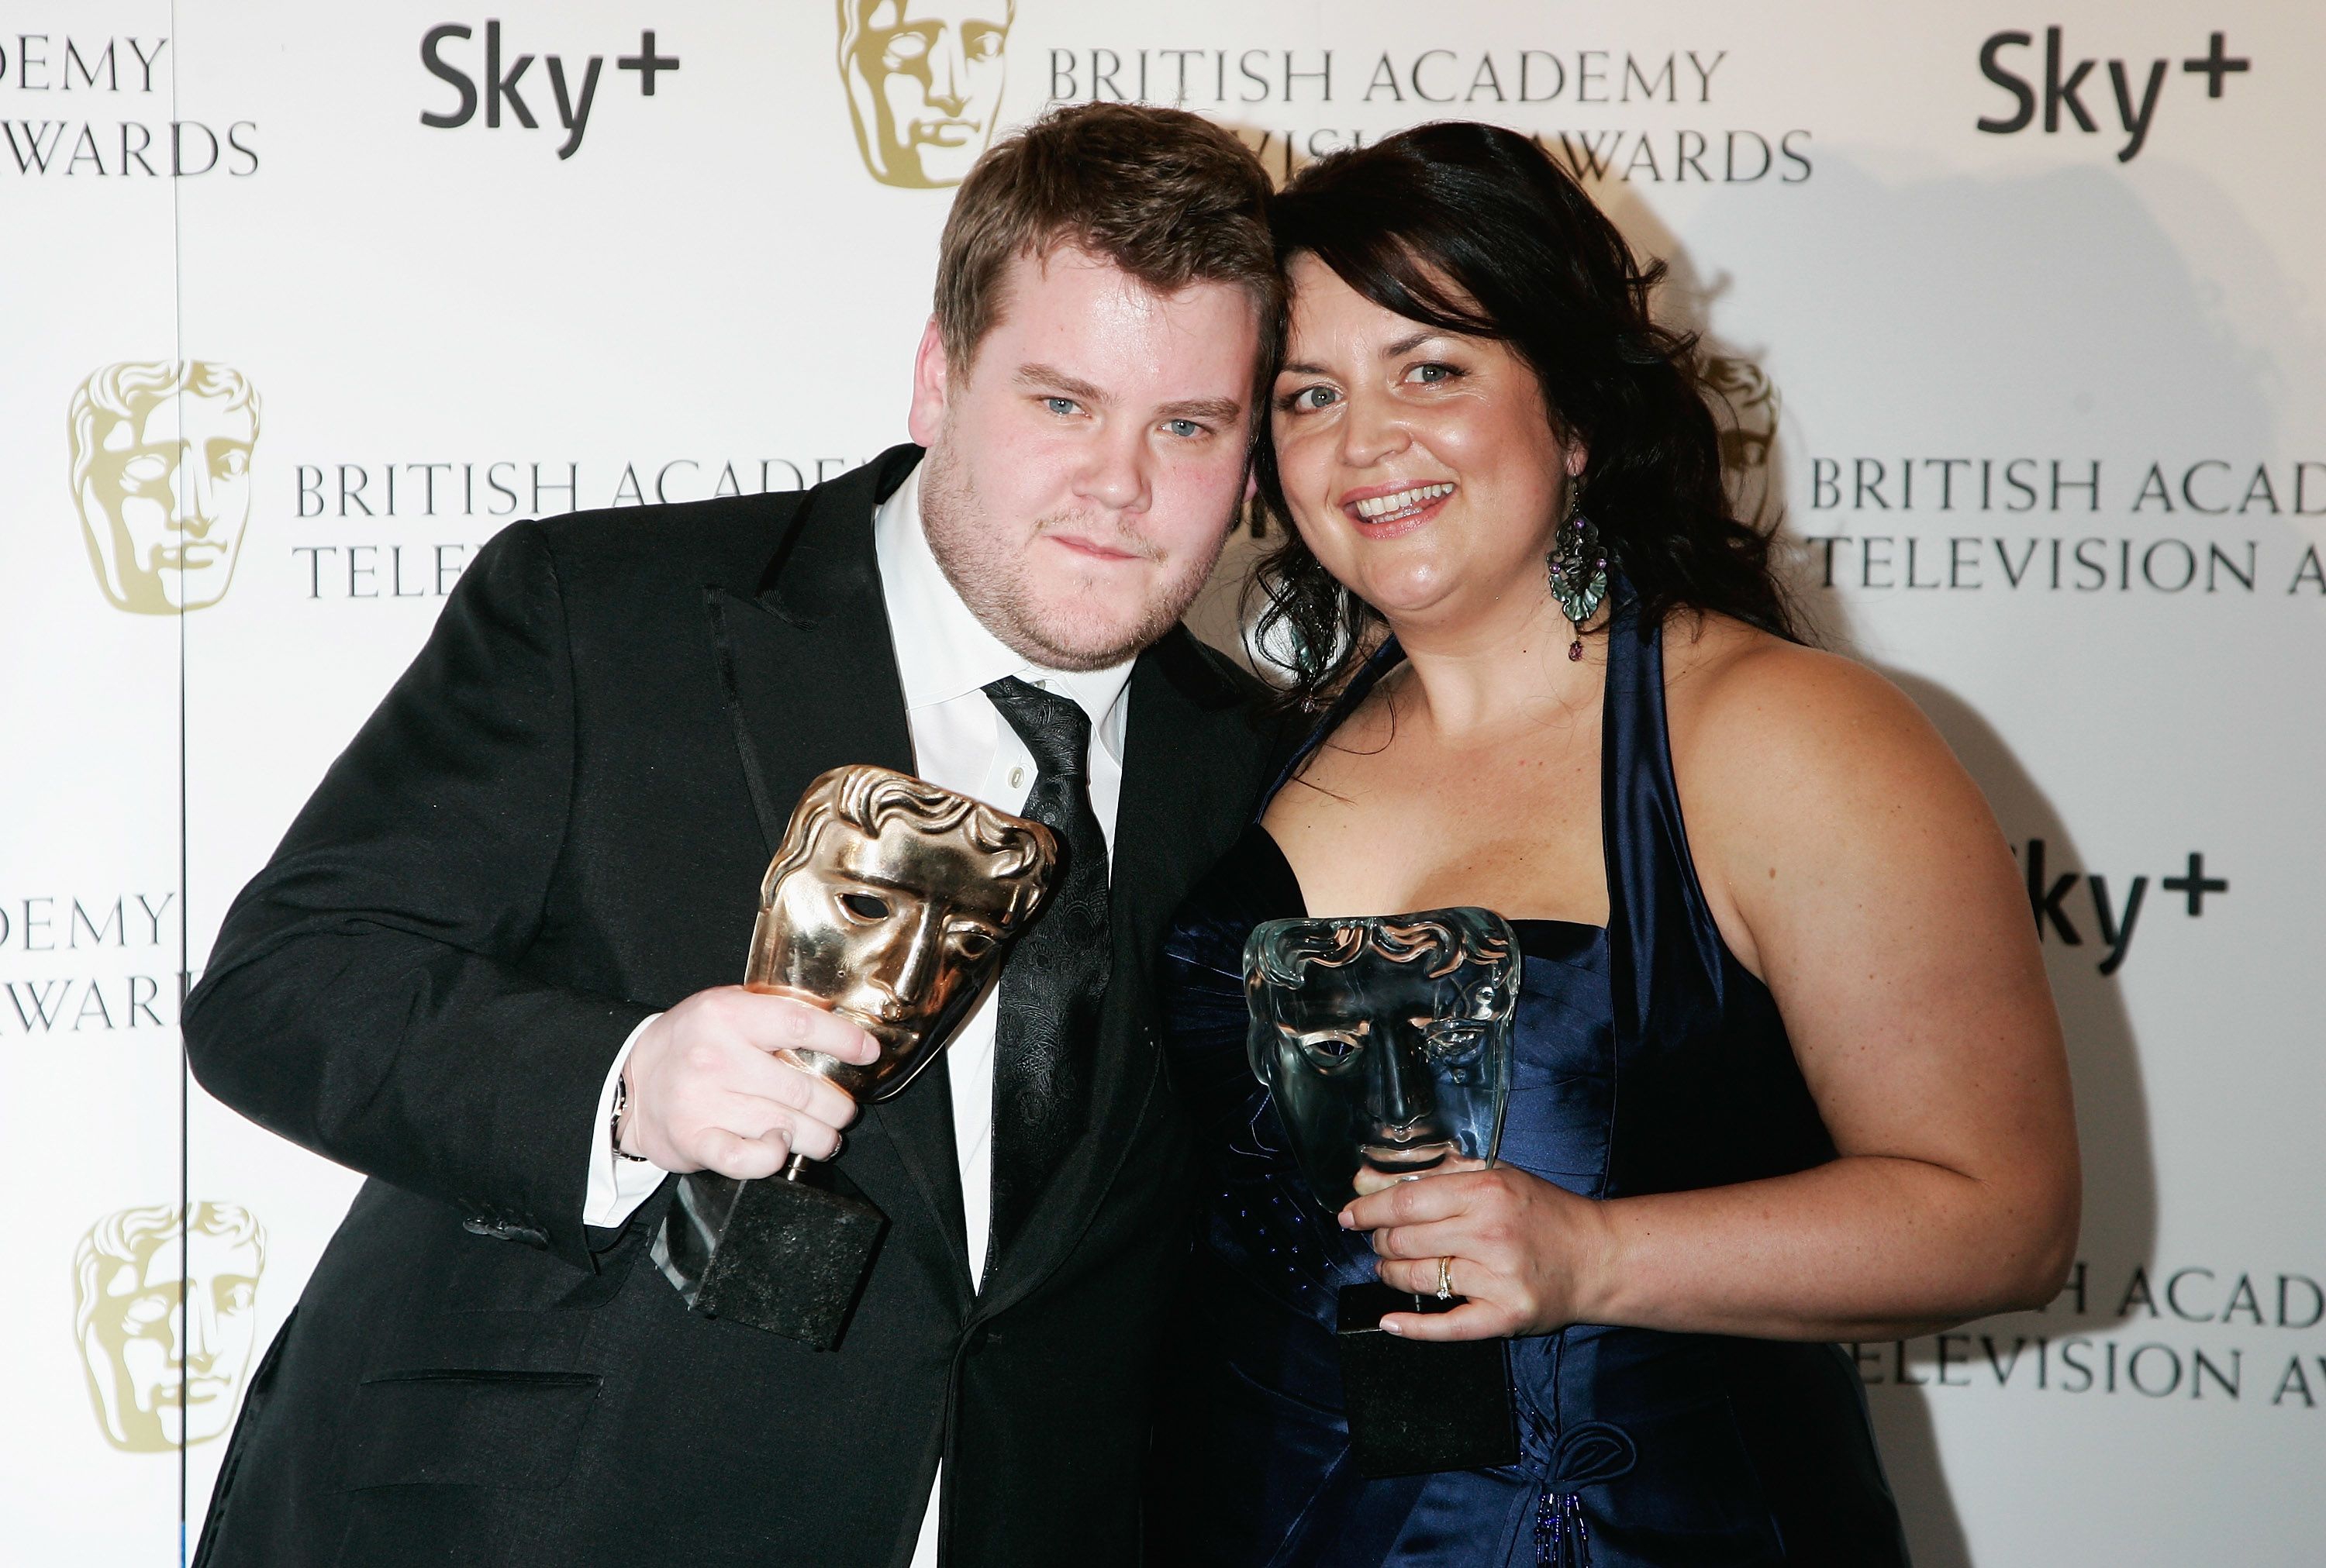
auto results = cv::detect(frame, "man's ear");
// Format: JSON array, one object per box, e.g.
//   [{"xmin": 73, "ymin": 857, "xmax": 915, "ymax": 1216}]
[
  {"xmin": 906, "ymin": 318, "xmax": 950, "ymax": 447},
  {"xmin": 1243, "ymin": 470, "xmax": 1261, "ymax": 505}
]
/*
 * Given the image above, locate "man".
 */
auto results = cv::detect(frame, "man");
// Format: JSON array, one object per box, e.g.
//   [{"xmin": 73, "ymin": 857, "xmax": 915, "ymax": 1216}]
[
  {"xmin": 69, "ymin": 360, "xmax": 261, "ymax": 614},
  {"xmin": 186, "ymin": 103, "xmax": 1279, "ymax": 1566}
]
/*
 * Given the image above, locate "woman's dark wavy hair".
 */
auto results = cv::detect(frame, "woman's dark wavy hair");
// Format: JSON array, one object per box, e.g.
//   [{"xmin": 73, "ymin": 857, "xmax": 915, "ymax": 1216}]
[{"xmin": 1251, "ymin": 122, "xmax": 1802, "ymax": 708}]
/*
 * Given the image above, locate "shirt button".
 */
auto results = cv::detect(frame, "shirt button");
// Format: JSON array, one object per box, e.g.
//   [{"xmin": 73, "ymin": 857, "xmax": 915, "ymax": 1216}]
[{"xmin": 1008, "ymin": 767, "xmax": 1024, "ymax": 788}]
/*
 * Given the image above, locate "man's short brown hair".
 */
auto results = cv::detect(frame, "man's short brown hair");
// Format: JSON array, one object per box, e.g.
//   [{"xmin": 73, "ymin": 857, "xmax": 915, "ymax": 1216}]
[{"xmin": 934, "ymin": 102, "xmax": 1279, "ymax": 382}]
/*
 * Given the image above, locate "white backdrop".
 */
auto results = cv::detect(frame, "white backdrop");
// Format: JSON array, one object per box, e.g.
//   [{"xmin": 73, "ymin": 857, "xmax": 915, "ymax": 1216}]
[{"xmin": 3, "ymin": 3, "xmax": 2318, "ymax": 1562}]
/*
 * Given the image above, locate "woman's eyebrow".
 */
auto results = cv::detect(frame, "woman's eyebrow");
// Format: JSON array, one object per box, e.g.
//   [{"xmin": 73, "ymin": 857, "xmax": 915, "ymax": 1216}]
[{"xmin": 1277, "ymin": 331, "xmax": 1448, "ymax": 380}]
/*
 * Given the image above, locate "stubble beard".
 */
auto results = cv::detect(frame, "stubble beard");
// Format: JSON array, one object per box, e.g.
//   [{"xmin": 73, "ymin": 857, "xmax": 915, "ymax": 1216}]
[{"xmin": 918, "ymin": 435, "xmax": 1228, "ymax": 673}]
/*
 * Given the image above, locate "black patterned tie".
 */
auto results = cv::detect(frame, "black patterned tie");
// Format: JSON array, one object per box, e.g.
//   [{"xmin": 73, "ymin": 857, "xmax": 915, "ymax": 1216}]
[{"xmin": 982, "ymin": 676, "xmax": 1113, "ymax": 1270}]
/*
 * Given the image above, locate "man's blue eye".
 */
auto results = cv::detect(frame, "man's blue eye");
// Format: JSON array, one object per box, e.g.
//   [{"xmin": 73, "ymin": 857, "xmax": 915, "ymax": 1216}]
[
  {"xmin": 1165, "ymin": 419, "xmax": 1202, "ymax": 438},
  {"xmin": 1045, "ymin": 398, "xmax": 1078, "ymax": 416}
]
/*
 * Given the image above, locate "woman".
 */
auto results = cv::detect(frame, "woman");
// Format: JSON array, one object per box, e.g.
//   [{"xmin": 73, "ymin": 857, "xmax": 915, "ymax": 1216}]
[{"xmin": 1147, "ymin": 123, "xmax": 2079, "ymax": 1566}]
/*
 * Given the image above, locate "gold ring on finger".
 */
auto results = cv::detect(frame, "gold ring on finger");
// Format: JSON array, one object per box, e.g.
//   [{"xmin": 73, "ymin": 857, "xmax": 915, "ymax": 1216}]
[{"xmin": 1435, "ymin": 1256, "xmax": 1454, "ymax": 1301}]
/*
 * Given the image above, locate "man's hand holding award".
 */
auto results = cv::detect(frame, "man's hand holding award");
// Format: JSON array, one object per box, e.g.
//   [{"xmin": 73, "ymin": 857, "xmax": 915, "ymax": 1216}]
[{"xmin": 626, "ymin": 763, "xmax": 1056, "ymax": 1349}]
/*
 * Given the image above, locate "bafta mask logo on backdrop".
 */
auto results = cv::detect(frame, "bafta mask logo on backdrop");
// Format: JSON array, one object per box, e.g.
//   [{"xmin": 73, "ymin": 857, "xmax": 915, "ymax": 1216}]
[
  {"xmin": 1703, "ymin": 354, "xmax": 1782, "ymax": 526},
  {"xmin": 838, "ymin": 0, "xmax": 1014, "ymax": 188},
  {"xmin": 1703, "ymin": 356, "xmax": 1779, "ymax": 474},
  {"xmin": 74, "ymin": 1204, "xmax": 267, "ymax": 1453},
  {"xmin": 68, "ymin": 362, "xmax": 261, "ymax": 615}
]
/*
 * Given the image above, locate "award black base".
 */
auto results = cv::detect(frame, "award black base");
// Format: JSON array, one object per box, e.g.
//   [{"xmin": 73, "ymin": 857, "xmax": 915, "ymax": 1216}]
[
  {"xmin": 655, "ymin": 1167, "xmax": 888, "ymax": 1351},
  {"xmin": 1336, "ymin": 1281, "xmax": 1520, "ymax": 1478}
]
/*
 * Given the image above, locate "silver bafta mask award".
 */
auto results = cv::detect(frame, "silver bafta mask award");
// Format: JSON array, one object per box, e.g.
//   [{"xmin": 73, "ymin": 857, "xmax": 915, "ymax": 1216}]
[
  {"xmin": 1244, "ymin": 907, "xmax": 1524, "ymax": 1477},
  {"xmin": 1245, "ymin": 908, "xmax": 1519, "ymax": 1207},
  {"xmin": 658, "ymin": 764, "xmax": 1055, "ymax": 1348}
]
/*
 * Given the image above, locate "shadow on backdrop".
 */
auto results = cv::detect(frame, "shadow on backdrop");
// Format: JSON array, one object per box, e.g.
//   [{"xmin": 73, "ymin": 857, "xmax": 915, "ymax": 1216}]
[{"xmin": 1872, "ymin": 669, "xmax": 2154, "ymax": 1568}]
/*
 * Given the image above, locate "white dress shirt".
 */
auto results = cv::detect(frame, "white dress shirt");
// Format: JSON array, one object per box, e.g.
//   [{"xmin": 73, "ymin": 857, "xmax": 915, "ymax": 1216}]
[{"xmin": 581, "ymin": 459, "xmax": 1133, "ymax": 1566}]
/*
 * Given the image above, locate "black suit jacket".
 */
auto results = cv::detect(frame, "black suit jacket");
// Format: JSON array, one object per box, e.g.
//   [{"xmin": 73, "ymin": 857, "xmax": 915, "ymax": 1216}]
[{"xmin": 186, "ymin": 446, "xmax": 1277, "ymax": 1568}]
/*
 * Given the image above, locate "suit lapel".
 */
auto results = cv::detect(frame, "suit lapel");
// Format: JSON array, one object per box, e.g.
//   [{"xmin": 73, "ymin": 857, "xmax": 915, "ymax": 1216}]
[
  {"xmin": 974, "ymin": 628, "xmax": 1259, "ymax": 1318},
  {"xmin": 702, "ymin": 444, "xmax": 975, "ymax": 1294},
  {"xmin": 860, "ymin": 1065, "xmax": 971, "ymax": 1289},
  {"xmin": 705, "ymin": 445, "xmax": 921, "ymax": 850}
]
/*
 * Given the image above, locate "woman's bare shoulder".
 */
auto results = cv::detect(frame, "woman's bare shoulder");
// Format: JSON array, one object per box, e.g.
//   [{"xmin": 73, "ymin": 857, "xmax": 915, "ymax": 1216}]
[
  {"xmin": 1659, "ymin": 607, "xmax": 2012, "ymax": 957},
  {"xmin": 1662, "ymin": 610, "xmax": 1958, "ymax": 800},
  {"xmin": 1659, "ymin": 615, "xmax": 2024, "ymax": 987}
]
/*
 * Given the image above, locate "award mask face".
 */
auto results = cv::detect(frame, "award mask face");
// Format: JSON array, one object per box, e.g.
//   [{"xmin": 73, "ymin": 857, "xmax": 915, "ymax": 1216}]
[
  {"xmin": 747, "ymin": 765, "xmax": 1055, "ymax": 1101},
  {"xmin": 1245, "ymin": 908, "xmax": 1520, "ymax": 1211}
]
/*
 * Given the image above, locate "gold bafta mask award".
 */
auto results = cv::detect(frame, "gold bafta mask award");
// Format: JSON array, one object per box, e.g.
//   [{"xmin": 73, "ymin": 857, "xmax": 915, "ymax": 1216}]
[{"xmin": 656, "ymin": 764, "xmax": 1054, "ymax": 1347}]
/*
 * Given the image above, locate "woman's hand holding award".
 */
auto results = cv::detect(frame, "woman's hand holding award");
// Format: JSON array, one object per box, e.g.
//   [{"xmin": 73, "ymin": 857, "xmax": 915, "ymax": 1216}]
[{"xmin": 1244, "ymin": 907, "xmax": 1522, "ymax": 1477}]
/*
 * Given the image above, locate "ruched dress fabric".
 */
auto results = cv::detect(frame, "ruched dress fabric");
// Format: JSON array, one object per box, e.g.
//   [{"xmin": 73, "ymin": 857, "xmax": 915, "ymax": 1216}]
[{"xmin": 1147, "ymin": 605, "xmax": 1911, "ymax": 1567}]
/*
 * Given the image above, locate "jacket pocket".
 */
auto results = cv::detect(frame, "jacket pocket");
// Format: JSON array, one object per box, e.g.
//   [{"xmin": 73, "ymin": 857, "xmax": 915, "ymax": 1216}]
[{"xmin": 339, "ymin": 1369, "xmax": 601, "ymax": 1492}]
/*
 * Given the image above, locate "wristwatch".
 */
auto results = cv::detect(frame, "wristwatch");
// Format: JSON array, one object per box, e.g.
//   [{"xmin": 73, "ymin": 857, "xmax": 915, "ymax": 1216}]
[{"xmin": 610, "ymin": 1073, "xmax": 651, "ymax": 1163}]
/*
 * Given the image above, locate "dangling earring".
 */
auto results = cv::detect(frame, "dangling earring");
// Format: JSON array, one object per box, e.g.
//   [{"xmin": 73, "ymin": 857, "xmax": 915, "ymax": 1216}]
[{"xmin": 1545, "ymin": 477, "xmax": 1608, "ymax": 661}]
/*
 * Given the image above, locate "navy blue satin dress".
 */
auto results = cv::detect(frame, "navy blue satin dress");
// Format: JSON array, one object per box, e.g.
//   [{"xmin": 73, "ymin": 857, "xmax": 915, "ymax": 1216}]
[{"xmin": 1147, "ymin": 608, "xmax": 1910, "ymax": 1567}]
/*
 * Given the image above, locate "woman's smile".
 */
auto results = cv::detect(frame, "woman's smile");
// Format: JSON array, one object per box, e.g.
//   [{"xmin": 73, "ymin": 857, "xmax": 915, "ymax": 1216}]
[{"xmin": 1341, "ymin": 480, "xmax": 1456, "ymax": 538}]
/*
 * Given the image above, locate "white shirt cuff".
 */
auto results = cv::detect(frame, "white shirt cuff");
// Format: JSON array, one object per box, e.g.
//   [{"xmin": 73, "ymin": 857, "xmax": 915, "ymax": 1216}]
[{"xmin": 583, "ymin": 1012, "xmax": 670, "ymax": 1229}]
